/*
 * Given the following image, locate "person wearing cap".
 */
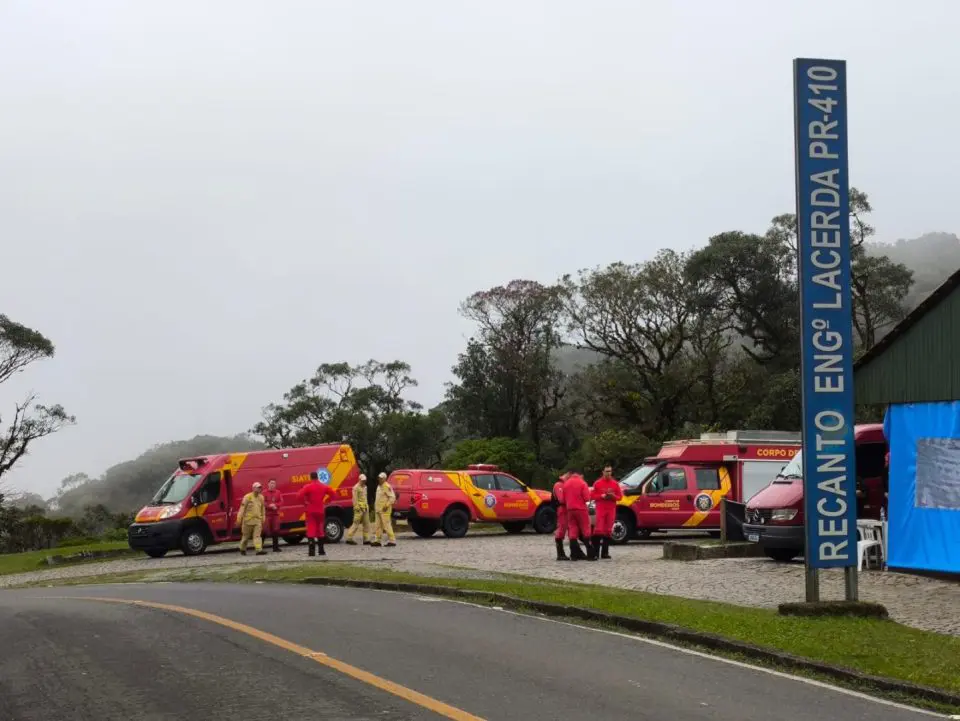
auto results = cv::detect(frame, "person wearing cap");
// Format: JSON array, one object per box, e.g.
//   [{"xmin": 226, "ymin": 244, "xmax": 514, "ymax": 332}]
[
  {"xmin": 345, "ymin": 473, "xmax": 372, "ymax": 545},
  {"xmin": 263, "ymin": 479, "xmax": 284, "ymax": 553},
  {"xmin": 552, "ymin": 473, "xmax": 569, "ymax": 561},
  {"xmin": 298, "ymin": 471, "xmax": 336, "ymax": 557},
  {"xmin": 237, "ymin": 482, "xmax": 267, "ymax": 556},
  {"xmin": 371, "ymin": 472, "xmax": 396, "ymax": 547}
]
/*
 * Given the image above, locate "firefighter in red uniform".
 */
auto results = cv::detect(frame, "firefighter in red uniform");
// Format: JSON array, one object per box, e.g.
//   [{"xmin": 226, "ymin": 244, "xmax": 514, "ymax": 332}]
[
  {"xmin": 297, "ymin": 471, "xmax": 335, "ymax": 557},
  {"xmin": 562, "ymin": 472, "xmax": 596, "ymax": 561},
  {"xmin": 263, "ymin": 479, "xmax": 284, "ymax": 553},
  {"xmin": 553, "ymin": 473, "xmax": 569, "ymax": 561},
  {"xmin": 591, "ymin": 464, "xmax": 622, "ymax": 560}
]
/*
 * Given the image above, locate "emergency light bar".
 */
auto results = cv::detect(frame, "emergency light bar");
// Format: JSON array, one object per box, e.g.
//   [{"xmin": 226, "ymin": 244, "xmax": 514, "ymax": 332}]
[
  {"xmin": 178, "ymin": 458, "xmax": 208, "ymax": 472},
  {"xmin": 466, "ymin": 464, "xmax": 499, "ymax": 471}
]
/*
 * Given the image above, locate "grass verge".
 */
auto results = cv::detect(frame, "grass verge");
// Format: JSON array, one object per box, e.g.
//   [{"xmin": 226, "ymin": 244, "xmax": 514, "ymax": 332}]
[
  {"xmin": 28, "ymin": 560, "xmax": 960, "ymax": 704},
  {"xmin": 0, "ymin": 541, "xmax": 135, "ymax": 576}
]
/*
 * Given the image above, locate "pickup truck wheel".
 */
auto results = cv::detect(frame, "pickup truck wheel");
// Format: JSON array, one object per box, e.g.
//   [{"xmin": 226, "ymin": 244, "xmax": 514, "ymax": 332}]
[
  {"xmin": 409, "ymin": 519, "xmax": 439, "ymax": 538},
  {"xmin": 765, "ymin": 548, "xmax": 800, "ymax": 562},
  {"xmin": 611, "ymin": 510, "xmax": 635, "ymax": 545},
  {"xmin": 441, "ymin": 508, "xmax": 470, "ymax": 539},
  {"xmin": 145, "ymin": 548, "xmax": 168, "ymax": 559},
  {"xmin": 324, "ymin": 517, "xmax": 344, "ymax": 544},
  {"xmin": 502, "ymin": 521, "xmax": 526, "ymax": 534},
  {"xmin": 532, "ymin": 504, "xmax": 557, "ymax": 534},
  {"xmin": 180, "ymin": 528, "xmax": 207, "ymax": 556},
  {"xmin": 282, "ymin": 535, "xmax": 304, "ymax": 545}
]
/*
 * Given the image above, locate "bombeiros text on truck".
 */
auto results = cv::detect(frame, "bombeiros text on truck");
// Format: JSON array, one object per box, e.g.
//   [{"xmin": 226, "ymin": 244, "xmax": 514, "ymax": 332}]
[{"xmin": 127, "ymin": 444, "xmax": 361, "ymax": 557}]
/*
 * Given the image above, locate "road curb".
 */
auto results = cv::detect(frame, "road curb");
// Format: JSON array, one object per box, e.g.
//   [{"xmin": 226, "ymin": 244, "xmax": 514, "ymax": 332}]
[{"xmin": 299, "ymin": 576, "xmax": 960, "ymax": 709}]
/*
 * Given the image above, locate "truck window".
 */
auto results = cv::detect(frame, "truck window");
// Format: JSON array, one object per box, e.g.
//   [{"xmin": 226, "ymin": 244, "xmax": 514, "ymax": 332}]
[
  {"xmin": 196, "ymin": 472, "xmax": 222, "ymax": 504},
  {"xmin": 472, "ymin": 474, "xmax": 497, "ymax": 491},
  {"xmin": 496, "ymin": 475, "xmax": 525, "ymax": 492},
  {"xmin": 855, "ymin": 443, "xmax": 886, "ymax": 478},
  {"xmin": 659, "ymin": 468, "xmax": 688, "ymax": 492},
  {"xmin": 741, "ymin": 461, "xmax": 783, "ymax": 501},
  {"xmin": 694, "ymin": 468, "xmax": 720, "ymax": 490}
]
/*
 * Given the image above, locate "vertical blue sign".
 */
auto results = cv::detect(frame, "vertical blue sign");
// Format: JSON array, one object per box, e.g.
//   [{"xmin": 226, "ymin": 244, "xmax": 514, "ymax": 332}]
[{"xmin": 793, "ymin": 58, "xmax": 857, "ymax": 570}]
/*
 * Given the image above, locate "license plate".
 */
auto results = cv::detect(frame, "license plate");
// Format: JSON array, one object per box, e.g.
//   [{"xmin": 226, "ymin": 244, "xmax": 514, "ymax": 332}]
[{"xmin": 747, "ymin": 533, "xmax": 760, "ymax": 542}]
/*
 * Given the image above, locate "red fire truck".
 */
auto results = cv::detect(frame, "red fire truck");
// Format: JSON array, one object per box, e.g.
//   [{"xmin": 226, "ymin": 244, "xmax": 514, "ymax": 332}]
[{"xmin": 611, "ymin": 430, "xmax": 802, "ymax": 544}]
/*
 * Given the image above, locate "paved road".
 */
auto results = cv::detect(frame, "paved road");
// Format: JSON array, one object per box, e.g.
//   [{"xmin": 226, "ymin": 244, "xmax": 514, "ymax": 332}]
[{"xmin": 0, "ymin": 583, "xmax": 942, "ymax": 720}]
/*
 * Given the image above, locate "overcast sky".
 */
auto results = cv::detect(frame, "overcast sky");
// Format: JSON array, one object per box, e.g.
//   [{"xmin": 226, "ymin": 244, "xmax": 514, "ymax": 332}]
[{"xmin": 2, "ymin": 0, "xmax": 959, "ymax": 498}]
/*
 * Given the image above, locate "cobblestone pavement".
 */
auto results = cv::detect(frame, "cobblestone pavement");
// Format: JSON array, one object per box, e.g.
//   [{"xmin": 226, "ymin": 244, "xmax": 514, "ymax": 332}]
[{"xmin": 4, "ymin": 531, "xmax": 959, "ymax": 636}]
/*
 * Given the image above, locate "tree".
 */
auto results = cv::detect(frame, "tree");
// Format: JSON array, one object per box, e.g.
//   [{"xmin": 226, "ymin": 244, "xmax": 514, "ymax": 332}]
[
  {"xmin": 443, "ymin": 437, "xmax": 538, "ymax": 483},
  {"xmin": 563, "ymin": 250, "xmax": 713, "ymax": 435},
  {"xmin": 0, "ymin": 315, "xmax": 74, "ymax": 486},
  {"xmin": 254, "ymin": 360, "xmax": 447, "ymax": 477},
  {"xmin": 446, "ymin": 280, "xmax": 566, "ymax": 460}
]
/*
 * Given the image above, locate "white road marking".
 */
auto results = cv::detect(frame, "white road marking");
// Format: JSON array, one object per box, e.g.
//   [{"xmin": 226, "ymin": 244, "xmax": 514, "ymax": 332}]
[{"xmin": 409, "ymin": 593, "xmax": 945, "ymax": 717}]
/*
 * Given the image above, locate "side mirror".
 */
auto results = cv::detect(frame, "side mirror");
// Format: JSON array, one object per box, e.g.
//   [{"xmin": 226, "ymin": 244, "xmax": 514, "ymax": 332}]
[
  {"xmin": 190, "ymin": 494, "xmax": 200, "ymax": 507},
  {"xmin": 624, "ymin": 487, "xmax": 641, "ymax": 497}
]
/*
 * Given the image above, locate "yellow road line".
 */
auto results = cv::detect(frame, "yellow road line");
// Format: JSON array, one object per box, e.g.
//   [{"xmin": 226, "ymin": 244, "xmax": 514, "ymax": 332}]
[{"xmin": 58, "ymin": 595, "xmax": 485, "ymax": 721}]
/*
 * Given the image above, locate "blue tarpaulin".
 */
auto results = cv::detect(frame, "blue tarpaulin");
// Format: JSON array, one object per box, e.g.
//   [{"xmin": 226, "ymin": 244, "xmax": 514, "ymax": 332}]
[{"xmin": 884, "ymin": 401, "xmax": 960, "ymax": 574}]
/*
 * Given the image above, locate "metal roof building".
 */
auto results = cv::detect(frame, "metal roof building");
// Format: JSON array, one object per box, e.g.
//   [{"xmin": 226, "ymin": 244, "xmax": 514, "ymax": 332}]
[{"xmin": 854, "ymin": 267, "xmax": 960, "ymax": 404}]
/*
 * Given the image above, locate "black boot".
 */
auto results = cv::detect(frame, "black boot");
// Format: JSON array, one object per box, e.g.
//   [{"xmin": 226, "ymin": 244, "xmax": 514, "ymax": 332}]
[
  {"xmin": 317, "ymin": 539, "xmax": 326, "ymax": 556},
  {"xmin": 569, "ymin": 539, "xmax": 586, "ymax": 561},
  {"xmin": 586, "ymin": 535, "xmax": 599, "ymax": 561},
  {"xmin": 308, "ymin": 539, "xmax": 316, "ymax": 557},
  {"xmin": 600, "ymin": 536, "xmax": 611, "ymax": 559},
  {"xmin": 273, "ymin": 536, "xmax": 281, "ymax": 553},
  {"xmin": 555, "ymin": 539, "xmax": 569, "ymax": 561}
]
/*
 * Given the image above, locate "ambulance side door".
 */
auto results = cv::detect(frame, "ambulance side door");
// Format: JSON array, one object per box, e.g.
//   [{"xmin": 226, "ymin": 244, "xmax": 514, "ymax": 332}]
[
  {"xmin": 469, "ymin": 474, "xmax": 499, "ymax": 519},
  {"xmin": 193, "ymin": 471, "xmax": 229, "ymax": 540},
  {"xmin": 692, "ymin": 466, "xmax": 724, "ymax": 527},
  {"xmin": 494, "ymin": 474, "xmax": 533, "ymax": 520}
]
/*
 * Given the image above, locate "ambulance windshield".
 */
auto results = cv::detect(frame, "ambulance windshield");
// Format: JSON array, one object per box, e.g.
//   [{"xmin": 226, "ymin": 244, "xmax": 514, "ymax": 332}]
[
  {"xmin": 620, "ymin": 464, "xmax": 659, "ymax": 490},
  {"xmin": 152, "ymin": 472, "xmax": 203, "ymax": 504},
  {"xmin": 775, "ymin": 452, "xmax": 803, "ymax": 482}
]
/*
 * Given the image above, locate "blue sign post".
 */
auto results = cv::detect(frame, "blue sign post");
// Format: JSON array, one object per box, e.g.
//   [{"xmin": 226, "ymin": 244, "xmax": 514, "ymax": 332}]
[{"xmin": 792, "ymin": 58, "xmax": 857, "ymax": 602}]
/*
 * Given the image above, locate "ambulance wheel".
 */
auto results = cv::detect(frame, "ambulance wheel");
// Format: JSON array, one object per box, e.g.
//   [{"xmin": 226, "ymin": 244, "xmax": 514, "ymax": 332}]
[
  {"xmin": 765, "ymin": 548, "xmax": 799, "ymax": 562},
  {"xmin": 611, "ymin": 510, "xmax": 635, "ymax": 545},
  {"xmin": 502, "ymin": 521, "xmax": 526, "ymax": 534},
  {"xmin": 409, "ymin": 519, "xmax": 439, "ymax": 538},
  {"xmin": 532, "ymin": 505, "xmax": 557, "ymax": 534},
  {"xmin": 441, "ymin": 508, "xmax": 470, "ymax": 538},
  {"xmin": 145, "ymin": 548, "xmax": 168, "ymax": 559},
  {"xmin": 283, "ymin": 535, "xmax": 304, "ymax": 545},
  {"xmin": 180, "ymin": 527, "xmax": 208, "ymax": 556},
  {"xmin": 324, "ymin": 517, "xmax": 344, "ymax": 544}
]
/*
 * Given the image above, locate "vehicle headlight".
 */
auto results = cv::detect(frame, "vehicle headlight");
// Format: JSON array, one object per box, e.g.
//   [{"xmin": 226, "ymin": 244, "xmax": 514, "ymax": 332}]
[
  {"xmin": 770, "ymin": 508, "xmax": 798, "ymax": 522},
  {"xmin": 158, "ymin": 505, "xmax": 182, "ymax": 520}
]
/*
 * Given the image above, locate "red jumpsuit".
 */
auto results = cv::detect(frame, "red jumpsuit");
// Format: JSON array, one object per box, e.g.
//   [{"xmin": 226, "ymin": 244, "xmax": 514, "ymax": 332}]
[
  {"xmin": 553, "ymin": 480, "xmax": 567, "ymax": 540},
  {"xmin": 298, "ymin": 481, "xmax": 335, "ymax": 538},
  {"xmin": 591, "ymin": 477, "xmax": 622, "ymax": 536},
  {"xmin": 562, "ymin": 474, "xmax": 591, "ymax": 541},
  {"xmin": 263, "ymin": 488, "xmax": 283, "ymax": 539}
]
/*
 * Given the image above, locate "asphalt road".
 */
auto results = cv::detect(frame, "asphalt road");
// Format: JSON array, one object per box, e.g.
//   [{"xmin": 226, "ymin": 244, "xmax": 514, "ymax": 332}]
[{"xmin": 0, "ymin": 583, "xmax": 942, "ymax": 721}]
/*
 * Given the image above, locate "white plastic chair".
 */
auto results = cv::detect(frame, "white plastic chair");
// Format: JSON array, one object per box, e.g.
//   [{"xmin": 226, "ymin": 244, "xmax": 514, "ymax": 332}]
[
  {"xmin": 857, "ymin": 523, "xmax": 882, "ymax": 571},
  {"xmin": 881, "ymin": 519, "xmax": 888, "ymax": 571}
]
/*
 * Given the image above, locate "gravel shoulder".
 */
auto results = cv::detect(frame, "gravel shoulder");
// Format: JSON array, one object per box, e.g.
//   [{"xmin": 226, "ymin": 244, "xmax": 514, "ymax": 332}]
[{"xmin": 4, "ymin": 531, "xmax": 959, "ymax": 637}]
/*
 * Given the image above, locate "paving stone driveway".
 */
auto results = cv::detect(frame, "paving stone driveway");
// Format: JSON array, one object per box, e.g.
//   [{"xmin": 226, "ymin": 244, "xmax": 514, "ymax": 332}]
[{"xmin": 3, "ymin": 531, "xmax": 958, "ymax": 636}]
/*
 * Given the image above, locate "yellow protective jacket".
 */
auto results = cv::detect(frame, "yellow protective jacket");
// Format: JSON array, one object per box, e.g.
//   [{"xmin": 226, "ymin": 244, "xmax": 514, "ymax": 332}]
[
  {"xmin": 237, "ymin": 492, "xmax": 265, "ymax": 525},
  {"xmin": 352, "ymin": 481, "xmax": 369, "ymax": 510},
  {"xmin": 375, "ymin": 483, "xmax": 396, "ymax": 513}
]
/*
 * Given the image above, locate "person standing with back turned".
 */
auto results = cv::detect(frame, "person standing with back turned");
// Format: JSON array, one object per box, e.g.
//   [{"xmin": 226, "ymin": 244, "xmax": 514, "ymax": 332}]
[
  {"xmin": 298, "ymin": 472, "xmax": 335, "ymax": 557},
  {"xmin": 591, "ymin": 464, "xmax": 622, "ymax": 560},
  {"xmin": 371, "ymin": 472, "xmax": 397, "ymax": 547},
  {"xmin": 553, "ymin": 473, "xmax": 569, "ymax": 561},
  {"xmin": 562, "ymin": 472, "xmax": 595, "ymax": 561}
]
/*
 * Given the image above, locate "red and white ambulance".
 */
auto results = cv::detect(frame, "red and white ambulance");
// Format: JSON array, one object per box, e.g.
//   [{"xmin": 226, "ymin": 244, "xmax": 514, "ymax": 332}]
[{"xmin": 611, "ymin": 430, "xmax": 801, "ymax": 544}]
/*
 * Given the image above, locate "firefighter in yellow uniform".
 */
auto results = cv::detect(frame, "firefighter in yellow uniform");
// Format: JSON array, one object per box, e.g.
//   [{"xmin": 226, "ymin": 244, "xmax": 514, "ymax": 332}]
[
  {"xmin": 237, "ymin": 482, "xmax": 267, "ymax": 556},
  {"xmin": 344, "ymin": 474, "xmax": 371, "ymax": 545},
  {"xmin": 371, "ymin": 472, "xmax": 396, "ymax": 547}
]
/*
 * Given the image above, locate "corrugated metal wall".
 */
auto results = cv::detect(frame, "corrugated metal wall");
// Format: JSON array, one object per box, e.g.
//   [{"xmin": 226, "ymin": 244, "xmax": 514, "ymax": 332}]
[{"xmin": 855, "ymin": 287, "xmax": 960, "ymax": 404}]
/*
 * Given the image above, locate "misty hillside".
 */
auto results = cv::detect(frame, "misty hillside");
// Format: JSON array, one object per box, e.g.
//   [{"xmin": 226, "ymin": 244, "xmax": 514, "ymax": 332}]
[
  {"xmin": 867, "ymin": 231, "xmax": 960, "ymax": 309},
  {"xmin": 52, "ymin": 434, "xmax": 267, "ymax": 515}
]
